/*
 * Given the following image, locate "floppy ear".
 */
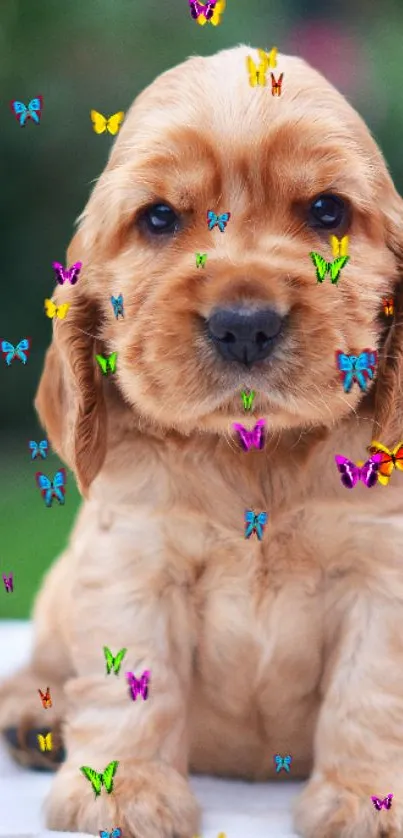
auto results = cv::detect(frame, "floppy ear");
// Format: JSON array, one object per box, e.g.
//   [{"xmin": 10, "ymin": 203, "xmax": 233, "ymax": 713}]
[
  {"xmin": 35, "ymin": 231, "xmax": 107, "ymax": 496},
  {"xmin": 372, "ymin": 197, "xmax": 403, "ymax": 446}
]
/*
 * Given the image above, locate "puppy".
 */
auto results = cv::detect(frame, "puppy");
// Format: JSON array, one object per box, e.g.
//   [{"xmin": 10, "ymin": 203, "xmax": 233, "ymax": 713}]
[{"xmin": 1, "ymin": 44, "xmax": 403, "ymax": 838}]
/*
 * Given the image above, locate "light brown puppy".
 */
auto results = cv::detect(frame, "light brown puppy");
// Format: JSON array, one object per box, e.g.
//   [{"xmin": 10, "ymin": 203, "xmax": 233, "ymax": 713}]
[{"xmin": 1, "ymin": 44, "xmax": 403, "ymax": 838}]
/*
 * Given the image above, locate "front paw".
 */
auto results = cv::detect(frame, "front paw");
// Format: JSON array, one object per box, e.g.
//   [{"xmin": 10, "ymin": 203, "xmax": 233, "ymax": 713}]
[
  {"xmin": 46, "ymin": 759, "xmax": 200, "ymax": 838},
  {"xmin": 294, "ymin": 775, "xmax": 402, "ymax": 838}
]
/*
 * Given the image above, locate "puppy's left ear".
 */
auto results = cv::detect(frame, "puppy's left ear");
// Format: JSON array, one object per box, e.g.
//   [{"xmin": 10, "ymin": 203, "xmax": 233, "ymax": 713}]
[{"xmin": 372, "ymin": 193, "xmax": 403, "ymax": 445}]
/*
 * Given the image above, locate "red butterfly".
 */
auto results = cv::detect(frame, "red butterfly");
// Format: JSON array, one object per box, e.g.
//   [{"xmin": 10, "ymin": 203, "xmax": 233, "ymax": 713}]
[
  {"xmin": 271, "ymin": 73, "xmax": 284, "ymax": 96},
  {"xmin": 38, "ymin": 686, "xmax": 52, "ymax": 708},
  {"xmin": 383, "ymin": 298, "xmax": 394, "ymax": 316}
]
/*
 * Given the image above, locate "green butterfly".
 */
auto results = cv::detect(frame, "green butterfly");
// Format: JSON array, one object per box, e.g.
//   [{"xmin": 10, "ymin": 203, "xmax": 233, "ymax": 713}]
[
  {"xmin": 103, "ymin": 646, "xmax": 127, "ymax": 675},
  {"xmin": 241, "ymin": 390, "xmax": 255, "ymax": 410},
  {"xmin": 310, "ymin": 252, "xmax": 349, "ymax": 284},
  {"xmin": 95, "ymin": 352, "xmax": 118, "ymax": 375},
  {"xmin": 195, "ymin": 252, "xmax": 207, "ymax": 268},
  {"xmin": 80, "ymin": 759, "xmax": 119, "ymax": 797}
]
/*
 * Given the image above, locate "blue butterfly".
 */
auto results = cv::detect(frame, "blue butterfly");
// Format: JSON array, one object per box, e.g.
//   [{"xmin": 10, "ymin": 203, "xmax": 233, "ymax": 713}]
[
  {"xmin": 29, "ymin": 440, "xmax": 49, "ymax": 460},
  {"xmin": 274, "ymin": 754, "xmax": 292, "ymax": 773},
  {"xmin": 110, "ymin": 294, "xmax": 124, "ymax": 319},
  {"xmin": 1, "ymin": 338, "xmax": 31, "ymax": 365},
  {"xmin": 35, "ymin": 469, "xmax": 66, "ymax": 507},
  {"xmin": 207, "ymin": 210, "xmax": 231, "ymax": 232},
  {"xmin": 99, "ymin": 830, "xmax": 122, "ymax": 838},
  {"xmin": 10, "ymin": 96, "xmax": 43, "ymax": 126},
  {"xmin": 244, "ymin": 510, "xmax": 268, "ymax": 541},
  {"xmin": 336, "ymin": 350, "xmax": 377, "ymax": 394}
]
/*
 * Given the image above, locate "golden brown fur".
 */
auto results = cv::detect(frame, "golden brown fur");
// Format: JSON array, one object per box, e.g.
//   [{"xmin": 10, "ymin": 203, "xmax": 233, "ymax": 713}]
[{"xmin": 2, "ymin": 45, "xmax": 403, "ymax": 837}]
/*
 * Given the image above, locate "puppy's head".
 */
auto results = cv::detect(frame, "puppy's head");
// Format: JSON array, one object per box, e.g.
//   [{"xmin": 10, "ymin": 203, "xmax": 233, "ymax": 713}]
[{"xmin": 36, "ymin": 45, "xmax": 403, "ymax": 494}]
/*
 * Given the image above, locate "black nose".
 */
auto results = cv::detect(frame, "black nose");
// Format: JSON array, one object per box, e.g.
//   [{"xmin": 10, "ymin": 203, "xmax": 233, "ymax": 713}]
[{"xmin": 207, "ymin": 305, "xmax": 284, "ymax": 365}]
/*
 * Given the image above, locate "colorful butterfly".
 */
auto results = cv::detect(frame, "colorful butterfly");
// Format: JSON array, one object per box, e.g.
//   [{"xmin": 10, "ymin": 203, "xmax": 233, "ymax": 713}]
[
  {"xmin": 241, "ymin": 390, "xmax": 255, "ymax": 411},
  {"xmin": 44, "ymin": 299, "xmax": 70, "ymax": 319},
  {"xmin": 38, "ymin": 687, "xmax": 52, "ymax": 709},
  {"xmin": 334, "ymin": 454, "xmax": 382, "ymax": 489},
  {"xmin": 330, "ymin": 235, "xmax": 349, "ymax": 258},
  {"xmin": 367, "ymin": 440, "xmax": 403, "ymax": 486},
  {"xmin": 383, "ymin": 298, "xmax": 394, "ymax": 316},
  {"xmin": 29, "ymin": 440, "xmax": 49, "ymax": 460},
  {"xmin": 190, "ymin": 0, "xmax": 225, "ymax": 25},
  {"xmin": 91, "ymin": 111, "xmax": 125, "ymax": 135},
  {"xmin": 100, "ymin": 830, "xmax": 122, "ymax": 838},
  {"xmin": 1, "ymin": 338, "xmax": 30, "ymax": 365},
  {"xmin": 207, "ymin": 210, "xmax": 231, "ymax": 232},
  {"xmin": 270, "ymin": 73, "xmax": 284, "ymax": 96},
  {"xmin": 126, "ymin": 670, "xmax": 150, "ymax": 701},
  {"xmin": 274, "ymin": 754, "xmax": 292, "ymax": 773},
  {"xmin": 10, "ymin": 96, "xmax": 43, "ymax": 126},
  {"xmin": 310, "ymin": 252, "xmax": 349, "ymax": 284},
  {"xmin": 244, "ymin": 510, "xmax": 268, "ymax": 541},
  {"xmin": 371, "ymin": 794, "xmax": 393, "ymax": 810},
  {"xmin": 52, "ymin": 261, "xmax": 82, "ymax": 286},
  {"xmin": 80, "ymin": 760, "xmax": 119, "ymax": 797},
  {"xmin": 336, "ymin": 350, "xmax": 377, "ymax": 393},
  {"xmin": 196, "ymin": 253, "xmax": 207, "ymax": 268},
  {"xmin": 2, "ymin": 574, "xmax": 13, "ymax": 593},
  {"xmin": 104, "ymin": 646, "xmax": 127, "ymax": 675},
  {"xmin": 35, "ymin": 469, "xmax": 66, "ymax": 507},
  {"xmin": 246, "ymin": 55, "xmax": 268, "ymax": 87},
  {"xmin": 37, "ymin": 732, "xmax": 52, "ymax": 751},
  {"xmin": 95, "ymin": 352, "xmax": 118, "ymax": 375},
  {"xmin": 189, "ymin": 0, "xmax": 216, "ymax": 21},
  {"xmin": 233, "ymin": 419, "xmax": 266, "ymax": 452},
  {"xmin": 111, "ymin": 295, "xmax": 124, "ymax": 319}
]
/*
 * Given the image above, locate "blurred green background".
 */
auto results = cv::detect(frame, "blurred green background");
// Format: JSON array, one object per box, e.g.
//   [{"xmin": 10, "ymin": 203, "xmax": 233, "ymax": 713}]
[{"xmin": 2, "ymin": 0, "xmax": 403, "ymax": 618}]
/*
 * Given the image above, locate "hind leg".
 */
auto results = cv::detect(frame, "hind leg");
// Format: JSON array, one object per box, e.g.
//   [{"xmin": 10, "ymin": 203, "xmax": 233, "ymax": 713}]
[{"xmin": 0, "ymin": 550, "xmax": 74, "ymax": 770}]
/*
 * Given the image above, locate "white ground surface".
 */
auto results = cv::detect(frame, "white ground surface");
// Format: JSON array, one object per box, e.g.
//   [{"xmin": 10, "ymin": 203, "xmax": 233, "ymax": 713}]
[{"xmin": 0, "ymin": 621, "xmax": 301, "ymax": 838}]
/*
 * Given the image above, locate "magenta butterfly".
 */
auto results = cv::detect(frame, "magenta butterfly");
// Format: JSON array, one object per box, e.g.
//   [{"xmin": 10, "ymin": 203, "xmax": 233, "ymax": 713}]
[
  {"xmin": 126, "ymin": 670, "xmax": 150, "ymax": 701},
  {"xmin": 233, "ymin": 419, "xmax": 266, "ymax": 452},
  {"xmin": 371, "ymin": 794, "xmax": 393, "ymax": 810},
  {"xmin": 2, "ymin": 574, "xmax": 13, "ymax": 593},
  {"xmin": 334, "ymin": 454, "xmax": 381, "ymax": 489},
  {"xmin": 52, "ymin": 261, "xmax": 82, "ymax": 285},
  {"xmin": 189, "ymin": 0, "xmax": 216, "ymax": 19}
]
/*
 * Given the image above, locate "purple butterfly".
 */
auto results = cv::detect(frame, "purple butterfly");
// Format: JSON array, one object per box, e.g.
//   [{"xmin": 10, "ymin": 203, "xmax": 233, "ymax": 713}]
[
  {"xmin": 233, "ymin": 419, "xmax": 266, "ymax": 452},
  {"xmin": 371, "ymin": 794, "xmax": 393, "ymax": 810},
  {"xmin": 2, "ymin": 574, "xmax": 13, "ymax": 593},
  {"xmin": 189, "ymin": 0, "xmax": 216, "ymax": 19},
  {"xmin": 334, "ymin": 454, "xmax": 382, "ymax": 489},
  {"xmin": 52, "ymin": 261, "xmax": 82, "ymax": 285},
  {"xmin": 126, "ymin": 670, "xmax": 150, "ymax": 701}
]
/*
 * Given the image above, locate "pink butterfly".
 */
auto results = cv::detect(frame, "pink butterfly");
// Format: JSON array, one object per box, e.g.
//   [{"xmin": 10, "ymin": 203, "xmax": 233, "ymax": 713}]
[
  {"xmin": 2, "ymin": 573, "xmax": 13, "ymax": 593},
  {"xmin": 233, "ymin": 419, "xmax": 266, "ymax": 452},
  {"xmin": 52, "ymin": 261, "xmax": 82, "ymax": 285},
  {"xmin": 126, "ymin": 670, "xmax": 150, "ymax": 701},
  {"xmin": 371, "ymin": 794, "xmax": 393, "ymax": 810},
  {"xmin": 334, "ymin": 454, "xmax": 382, "ymax": 489}
]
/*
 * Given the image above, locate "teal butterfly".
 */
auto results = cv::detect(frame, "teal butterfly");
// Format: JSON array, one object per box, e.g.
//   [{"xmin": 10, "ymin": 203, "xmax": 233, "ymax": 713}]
[
  {"xmin": 100, "ymin": 830, "xmax": 121, "ymax": 838},
  {"xmin": 103, "ymin": 646, "xmax": 127, "ymax": 675},
  {"xmin": 95, "ymin": 352, "xmax": 118, "ymax": 375},
  {"xmin": 310, "ymin": 253, "xmax": 349, "ymax": 284},
  {"xmin": 80, "ymin": 760, "xmax": 119, "ymax": 796}
]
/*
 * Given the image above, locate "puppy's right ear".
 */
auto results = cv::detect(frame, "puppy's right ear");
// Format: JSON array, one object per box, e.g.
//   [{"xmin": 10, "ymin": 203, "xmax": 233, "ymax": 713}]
[{"xmin": 35, "ymin": 231, "xmax": 107, "ymax": 496}]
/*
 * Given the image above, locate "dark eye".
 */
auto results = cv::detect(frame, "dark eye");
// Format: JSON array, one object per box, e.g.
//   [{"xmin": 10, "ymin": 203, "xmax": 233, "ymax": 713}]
[
  {"xmin": 141, "ymin": 203, "xmax": 179, "ymax": 235},
  {"xmin": 309, "ymin": 194, "xmax": 346, "ymax": 229}
]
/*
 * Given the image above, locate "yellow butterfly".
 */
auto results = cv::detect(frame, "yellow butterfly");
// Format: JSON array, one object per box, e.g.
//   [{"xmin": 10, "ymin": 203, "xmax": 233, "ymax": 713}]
[
  {"xmin": 258, "ymin": 47, "xmax": 277, "ymax": 68},
  {"xmin": 37, "ymin": 732, "xmax": 52, "ymax": 751},
  {"xmin": 246, "ymin": 55, "xmax": 268, "ymax": 87},
  {"xmin": 44, "ymin": 299, "xmax": 70, "ymax": 320},
  {"xmin": 330, "ymin": 235, "xmax": 349, "ymax": 258},
  {"xmin": 90, "ymin": 110, "xmax": 125, "ymax": 135},
  {"xmin": 197, "ymin": 0, "xmax": 225, "ymax": 26}
]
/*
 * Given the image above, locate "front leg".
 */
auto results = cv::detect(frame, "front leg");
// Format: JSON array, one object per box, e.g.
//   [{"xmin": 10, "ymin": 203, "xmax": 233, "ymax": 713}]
[
  {"xmin": 46, "ymin": 541, "xmax": 200, "ymax": 838},
  {"xmin": 294, "ymin": 588, "xmax": 403, "ymax": 838}
]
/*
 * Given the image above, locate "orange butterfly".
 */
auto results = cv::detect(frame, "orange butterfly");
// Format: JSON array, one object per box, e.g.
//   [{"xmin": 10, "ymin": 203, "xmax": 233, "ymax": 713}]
[
  {"xmin": 367, "ymin": 441, "xmax": 403, "ymax": 486},
  {"xmin": 38, "ymin": 686, "xmax": 52, "ymax": 708},
  {"xmin": 383, "ymin": 298, "xmax": 394, "ymax": 316},
  {"xmin": 271, "ymin": 73, "xmax": 284, "ymax": 96}
]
